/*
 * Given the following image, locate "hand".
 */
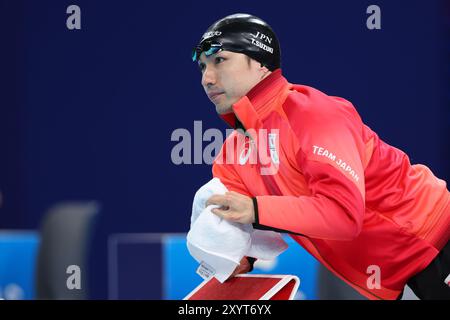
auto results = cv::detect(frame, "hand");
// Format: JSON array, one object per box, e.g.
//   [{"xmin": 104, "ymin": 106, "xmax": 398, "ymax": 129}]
[{"xmin": 205, "ymin": 191, "xmax": 255, "ymax": 224}]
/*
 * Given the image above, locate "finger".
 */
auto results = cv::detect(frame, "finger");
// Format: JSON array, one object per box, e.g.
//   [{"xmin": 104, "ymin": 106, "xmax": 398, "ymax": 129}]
[
  {"xmin": 211, "ymin": 208, "xmax": 239, "ymax": 221},
  {"xmin": 206, "ymin": 194, "xmax": 229, "ymax": 207},
  {"xmin": 211, "ymin": 207, "xmax": 229, "ymax": 217},
  {"xmin": 212, "ymin": 209, "xmax": 243, "ymax": 224}
]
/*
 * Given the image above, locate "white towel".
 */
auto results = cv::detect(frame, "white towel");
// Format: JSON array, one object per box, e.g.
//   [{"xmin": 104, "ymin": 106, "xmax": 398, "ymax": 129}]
[{"xmin": 187, "ymin": 177, "xmax": 288, "ymax": 283}]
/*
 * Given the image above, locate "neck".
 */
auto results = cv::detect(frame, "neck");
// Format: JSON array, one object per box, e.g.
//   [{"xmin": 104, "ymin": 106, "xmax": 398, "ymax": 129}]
[
  {"xmin": 219, "ymin": 69, "xmax": 289, "ymax": 130},
  {"xmin": 260, "ymin": 70, "xmax": 272, "ymax": 81}
]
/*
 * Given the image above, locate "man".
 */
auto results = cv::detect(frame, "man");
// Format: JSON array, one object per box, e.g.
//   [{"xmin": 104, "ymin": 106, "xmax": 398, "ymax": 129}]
[{"xmin": 191, "ymin": 13, "xmax": 450, "ymax": 300}]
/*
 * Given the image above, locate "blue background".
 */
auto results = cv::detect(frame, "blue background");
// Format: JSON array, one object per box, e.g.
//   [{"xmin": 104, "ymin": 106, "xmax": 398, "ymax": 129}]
[
  {"xmin": 0, "ymin": 0, "xmax": 448, "ymax": 299},
  {"xmin": 0, "ymin": 232, "xmax": 39, "ymax": 299},
  {"xmin": 164, "ymin": 235, "xmax": 318, "ymax": 300}
]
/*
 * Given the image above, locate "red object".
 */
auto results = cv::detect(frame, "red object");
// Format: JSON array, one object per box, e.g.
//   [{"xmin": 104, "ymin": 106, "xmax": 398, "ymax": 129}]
[
  {"xmin": 184, "ymin": 274, "xmax": 300, "ymax": 300},
  {"xmin": 213, "ymin": 69, "xmax": 450, "ymax": 299}
]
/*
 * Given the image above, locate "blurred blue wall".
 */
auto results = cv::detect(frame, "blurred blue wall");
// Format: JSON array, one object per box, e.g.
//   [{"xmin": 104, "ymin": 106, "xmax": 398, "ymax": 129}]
[{"xmin": 0, "ymin": 0, "xmax": 448, "ymax": 298}]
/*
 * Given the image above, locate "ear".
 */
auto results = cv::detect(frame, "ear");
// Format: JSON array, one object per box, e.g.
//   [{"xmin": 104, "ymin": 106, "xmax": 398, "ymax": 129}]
[
  {"xmin": 259, "ymin": 63, "xmax": 270, "ymax": 78},
  {"xmin": 259, "ymin": 63, "xmax": 269, "ymax": 72}
]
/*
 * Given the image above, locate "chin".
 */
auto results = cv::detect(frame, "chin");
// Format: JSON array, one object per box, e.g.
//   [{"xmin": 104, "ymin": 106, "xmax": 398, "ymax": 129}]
[{"xmin": 215, "ymin": 103, "xmax": 233, "ymax": 115}]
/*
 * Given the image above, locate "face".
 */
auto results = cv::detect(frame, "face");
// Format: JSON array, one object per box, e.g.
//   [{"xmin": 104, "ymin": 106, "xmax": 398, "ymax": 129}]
[{"xmin": 198, "ymin": 50, "xmax": 270, "ymax": 114}]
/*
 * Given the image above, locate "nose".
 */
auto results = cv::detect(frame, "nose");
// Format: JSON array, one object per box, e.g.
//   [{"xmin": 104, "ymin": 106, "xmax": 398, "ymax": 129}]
[{"xmin": 201, "ymin": 65, "xmax": 216, "ymax": 88}]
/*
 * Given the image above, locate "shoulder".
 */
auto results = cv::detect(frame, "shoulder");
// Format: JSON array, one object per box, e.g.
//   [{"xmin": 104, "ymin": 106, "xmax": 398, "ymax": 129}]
[
  {"xmin": 285, "ymin": 85, "xmax": 357, "ymax": 117},
  {"xmin": 282, "ymin": 84, "xmax": 362, "ymax": 135}
]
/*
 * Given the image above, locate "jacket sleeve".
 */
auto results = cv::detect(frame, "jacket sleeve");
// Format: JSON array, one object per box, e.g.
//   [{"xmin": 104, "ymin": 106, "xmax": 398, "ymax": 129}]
[{"xmin": 255, "ymin": 95, "xmax": 366, "ymax": 240}]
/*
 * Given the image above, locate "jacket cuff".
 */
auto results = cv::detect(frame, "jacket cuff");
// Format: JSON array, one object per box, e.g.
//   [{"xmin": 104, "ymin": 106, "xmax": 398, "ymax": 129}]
[{"xmin": 251, "ymin": 197, "xmax": 260, "ymax": 228}]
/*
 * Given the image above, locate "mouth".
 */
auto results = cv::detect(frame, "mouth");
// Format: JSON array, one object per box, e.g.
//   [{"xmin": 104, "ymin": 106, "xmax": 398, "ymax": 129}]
[{"xmin": 208, "ymin": 92, "xmax": 225, "ymax": 101}]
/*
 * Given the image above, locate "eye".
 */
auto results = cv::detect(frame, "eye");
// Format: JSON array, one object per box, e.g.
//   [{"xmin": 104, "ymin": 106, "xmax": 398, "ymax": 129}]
[{"xmin": 215, "ymin": 56, "xmax": 225, "ymax": 64}]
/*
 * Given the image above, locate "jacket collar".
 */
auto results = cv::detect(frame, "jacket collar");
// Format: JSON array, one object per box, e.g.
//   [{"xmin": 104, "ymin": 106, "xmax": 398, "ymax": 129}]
[{"xmin": 220, "ymin": 69, "xmax": 290, "ymax": 131}]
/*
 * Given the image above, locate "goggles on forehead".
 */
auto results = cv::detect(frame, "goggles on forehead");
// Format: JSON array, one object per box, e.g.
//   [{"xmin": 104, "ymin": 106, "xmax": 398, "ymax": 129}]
[{"xmin": 191, "ymin": 40, "xmax": 223, "ymax": 62}]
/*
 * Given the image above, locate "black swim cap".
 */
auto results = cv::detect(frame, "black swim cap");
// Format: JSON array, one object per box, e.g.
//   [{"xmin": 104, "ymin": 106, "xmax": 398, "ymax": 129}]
[{"xmin": 192, "ymin": 13, "xmax": 281, "ymax": 71}]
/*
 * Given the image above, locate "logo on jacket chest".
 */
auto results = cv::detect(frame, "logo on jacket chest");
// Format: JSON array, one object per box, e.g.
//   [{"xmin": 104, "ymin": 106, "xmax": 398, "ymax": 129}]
[
  {"xmin": 268, "ymin": 133, "xmax": 280, "ymax": 165},
  {"xmin": 239, "ymin": 137, "xmax": 254, "ymax": 165},
  {"xmin": 238, "ymin": 130, "xmax": 280, "ymax": 175}
]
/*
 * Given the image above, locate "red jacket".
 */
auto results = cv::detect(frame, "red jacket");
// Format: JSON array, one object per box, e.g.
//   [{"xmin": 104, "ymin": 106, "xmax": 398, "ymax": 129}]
[{"xmin": 212, "ymin": 69, "xmax": 450, "ymax": 300}]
